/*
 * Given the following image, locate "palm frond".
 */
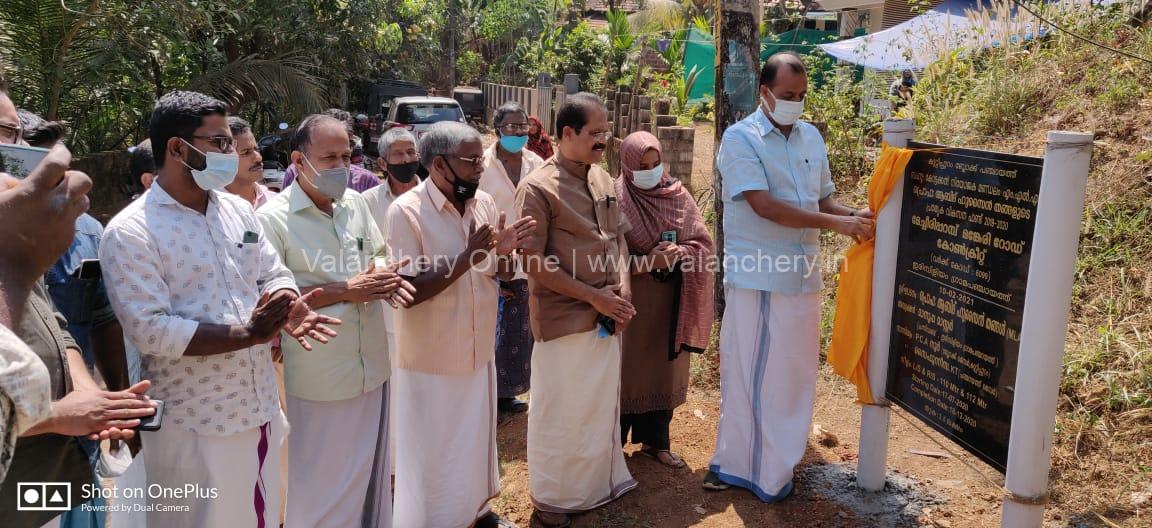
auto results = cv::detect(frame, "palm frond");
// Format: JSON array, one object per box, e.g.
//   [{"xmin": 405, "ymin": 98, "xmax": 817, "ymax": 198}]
[
  {"xmin": 0, "ymin": 0, "xmax": 105, "ymax": 118},
  {"xmin": 188, "ymin": 54, "xmax": 325, "ymax": 114}
]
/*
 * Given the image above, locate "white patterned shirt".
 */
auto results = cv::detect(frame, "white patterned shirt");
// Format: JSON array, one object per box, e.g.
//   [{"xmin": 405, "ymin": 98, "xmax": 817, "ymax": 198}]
[
  {"xmin": 100, "ymin": 183, "xmax": 298, "ymax": 436},
  {"xmin": 0, "ymin": 324, "xmax": 52, "ymax": 483}
]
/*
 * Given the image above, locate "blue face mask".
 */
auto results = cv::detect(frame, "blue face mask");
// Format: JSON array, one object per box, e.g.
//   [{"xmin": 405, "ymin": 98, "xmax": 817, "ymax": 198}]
[{"xmin": 498, "ymin": 134, "xmax": 529, "ymax": 154}]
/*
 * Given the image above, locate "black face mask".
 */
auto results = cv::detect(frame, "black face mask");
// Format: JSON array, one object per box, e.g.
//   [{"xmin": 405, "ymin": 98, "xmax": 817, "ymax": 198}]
[
  {"xmin": 439, "ymin": 155, "xmax": 479, "ymax": 202},
  {"xmin": 417, "ymin": 163, "xmax": 429, "ymax": 180},
  {"xmin": 387, "ymin": 161, "xmax": 421, "ymax": 183}
]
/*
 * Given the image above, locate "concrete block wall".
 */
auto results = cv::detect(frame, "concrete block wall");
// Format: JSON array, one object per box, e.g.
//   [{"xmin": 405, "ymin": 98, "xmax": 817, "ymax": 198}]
[{"xmin": 600, "ymin": 89, "xmax": 696, "ymax": 192}]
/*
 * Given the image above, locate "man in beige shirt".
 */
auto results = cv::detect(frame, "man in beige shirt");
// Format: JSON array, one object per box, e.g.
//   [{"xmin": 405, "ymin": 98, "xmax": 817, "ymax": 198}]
[
  {"xmin": 477, "ymin": 102, "xmax": 546, "ymax": 419},
  {"xmin": 386, "ymin": 121, "xmax": 534, "ymax": 528},
  {"xmin": 258, "ymin": 114, "xmax": 413, "ymax": 528},
  {"xmin": 516, "ymin": 93, "xmax": 638, "ymax": 527}
]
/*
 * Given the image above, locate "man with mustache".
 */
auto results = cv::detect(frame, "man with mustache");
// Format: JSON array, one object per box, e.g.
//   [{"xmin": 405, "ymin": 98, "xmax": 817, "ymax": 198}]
[
  {"xmin": 280, "ymin": 108, "xmax": 381, "ymax": 193},
  {"xmin": 516, "ymin": 93, "xmax": 637, "ymax": 528},
  {"xmin": 224, "ymin": 117, "xmax": 278, "ymax": 210}
]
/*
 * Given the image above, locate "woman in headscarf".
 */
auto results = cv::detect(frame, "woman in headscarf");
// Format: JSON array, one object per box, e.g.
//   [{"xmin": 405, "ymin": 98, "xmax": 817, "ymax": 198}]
[
  {"xmin": 615, "ymin": 131, "xmax": 715, "ymax": 469},
  {"xmin": 525, "ymin": 116, "xmax": 554, "ymax": 160}
]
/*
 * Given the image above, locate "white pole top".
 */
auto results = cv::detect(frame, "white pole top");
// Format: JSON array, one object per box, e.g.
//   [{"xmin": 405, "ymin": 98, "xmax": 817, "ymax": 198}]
[{"xmin": 883, "ymin": 119, "xmax": 916, "ymax": 134}]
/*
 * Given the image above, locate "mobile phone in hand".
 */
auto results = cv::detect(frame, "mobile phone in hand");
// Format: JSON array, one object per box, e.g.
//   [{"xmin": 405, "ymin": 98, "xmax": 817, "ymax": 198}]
[
  {"xmin": 0, "ymin": 143, "xmax": 50, "ymax": 180},
  {"xmin": 74, "ymin": 259, "xmax": 101, "ymax": 280},
  {"xmin": 660, "ymin": 230, "xmax": 677, "ymax": 244},
  {"xmin": 597, "ymin": 314, "xmax": 616, "ymax": 337},
  {"xmin": 136, "ymin": 400, "xmax": 165, "ymax": 432}
]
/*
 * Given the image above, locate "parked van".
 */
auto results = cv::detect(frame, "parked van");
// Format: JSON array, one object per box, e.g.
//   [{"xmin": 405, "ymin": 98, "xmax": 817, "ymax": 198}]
[{"xmin": 385, "ymin": 97, "xmax": 466, "ymax": 138}]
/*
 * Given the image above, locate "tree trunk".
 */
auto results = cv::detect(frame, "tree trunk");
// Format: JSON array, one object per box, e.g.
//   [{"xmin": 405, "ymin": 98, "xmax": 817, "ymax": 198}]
[
  {"xmin": 448, "ymin": 1, "xmax": 458, "ymax": 92},
  {"xmin": 713, "ymin": 0, "xmax": 760, "ymax": 318}
]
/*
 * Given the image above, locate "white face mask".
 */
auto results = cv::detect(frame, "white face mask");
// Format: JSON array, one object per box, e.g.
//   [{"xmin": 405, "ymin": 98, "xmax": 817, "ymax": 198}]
[
  {"xmin": 301, "ymin": 156, "xmax": 349, "ymax": 200},
  {"xmin": 181, "ymin": 139, "xmax": 238, "ymax": 191},
  {"xmin": 762, "ymin": 90, "xmax": 805, "ymax": 126},
  {"xmin": 631, "ymin": 163, "xmax": 664, "ymax": 190}
]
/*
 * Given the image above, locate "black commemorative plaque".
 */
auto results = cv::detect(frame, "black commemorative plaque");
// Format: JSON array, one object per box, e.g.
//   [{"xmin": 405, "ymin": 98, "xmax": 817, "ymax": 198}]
[{"xmin": 886, "ymin": 142, "xmax": 1044, "ymax": 472}]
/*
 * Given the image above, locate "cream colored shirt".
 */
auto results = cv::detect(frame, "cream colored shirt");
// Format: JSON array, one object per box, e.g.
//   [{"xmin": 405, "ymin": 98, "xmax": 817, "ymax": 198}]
[
  {"xmin": 258, "ymin": 185, "xmax": 391, "ymax": 402},
  {"xmin": 360, "ymin": 182, "xmax": 402, "ymax": 337},
  {"xmin": 360, "ymin": 182, "xmax": 400, "ymax": 237},
  {"xmin": 479, "ymin": 145, "xmax": 544, "ymax": 282},
  {"xmin": 478, "ymin": 144, "xmax": 546, "ymax": 224},
  {"xmin": 385, "ymin": 180, "xmax": 500, "ymax": 376}
]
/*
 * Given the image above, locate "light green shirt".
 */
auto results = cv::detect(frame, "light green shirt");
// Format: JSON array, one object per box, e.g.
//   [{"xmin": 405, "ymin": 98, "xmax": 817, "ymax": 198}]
[{"xmin": 258, "ymin": 184, "xmax": 390, "ymax": 402}]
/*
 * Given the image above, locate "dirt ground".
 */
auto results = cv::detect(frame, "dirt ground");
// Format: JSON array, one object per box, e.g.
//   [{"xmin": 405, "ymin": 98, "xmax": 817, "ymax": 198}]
[
  {"xmin": 428, "ymin": 122, "xmax": 1130, "ymax": 527},
  {"xmin": 490, "ymin": 367, "xmax": 1013, "ymax": 528},
  {"xmin": 487, "ymin": 122, "xmax": 1016, "ymax": 528}
]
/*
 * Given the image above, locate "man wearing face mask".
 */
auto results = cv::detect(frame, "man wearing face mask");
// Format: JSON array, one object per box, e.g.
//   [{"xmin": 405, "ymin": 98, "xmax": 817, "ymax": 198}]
[
  {"xmin": 386, "ymin": 121, "xmax": 535, "ymax": 528},
  {"xmin": 516, "ymin": 93, "xmax": 637, "ymax": 528},
  {"xmin": 478, "ymin": 101, "xmax": 546, "ymax": 422},
  {"xmin": 257, "ymin": 114, "xmax": 414, "ymax": 528},
  {"xmin": 362, "ymin": 127, "xmax": 422, "ymax": 234},
  {"xmin": 280, "ymin": 108, "xmax": 381, "ymax": 193},
  {"xmin": 704, "ymin": 53, "xmax": 874, "ymax": 502},
  {"xmin": 360, "ymin": 126, "xmax": 421, "ymax": 408},
  {"xmin": 100, "ymin": 90, "xmax": 341, "ymax": 528}
]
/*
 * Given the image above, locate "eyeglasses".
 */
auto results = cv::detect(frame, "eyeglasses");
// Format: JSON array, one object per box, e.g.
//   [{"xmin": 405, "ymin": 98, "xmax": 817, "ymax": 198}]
[
  {"xmin": 190, "ymin": 135, "xmax": 235, "ymax": 152},
  {"xmin": 498, "ymin": 123, "xmax": 531, "ymax": 134},
  {"xmin": 445, "ymin": 155, "xmax": 484, "ymax": 168},
  {"xmin": 586, "ymin": 130, "xmax": 612, "ymax": 141},
  {"xmin": 0, "ymin": 122, "xmax": 23, "ymax": 145}
]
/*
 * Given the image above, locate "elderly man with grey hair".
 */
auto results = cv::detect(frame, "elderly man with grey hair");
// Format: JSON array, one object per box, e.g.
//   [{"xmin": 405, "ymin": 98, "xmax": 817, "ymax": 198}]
[
  {"xmin": 387, "ymin": 121, "xmax": 536, "ymax": 528},
  {"xmin": 360, "ymin": 125, "xmax": 422, "ymax": 432},
  {"xmin": 362, "ymin": 126, "xmax": 422, "ymax": 233},
  {"xmin": 478, "ymin": 101, "xmax": 546, "ymax": 422},
  {"xmin": 359, "ymin": 124, "xmax": 421, "ymax": 474}
]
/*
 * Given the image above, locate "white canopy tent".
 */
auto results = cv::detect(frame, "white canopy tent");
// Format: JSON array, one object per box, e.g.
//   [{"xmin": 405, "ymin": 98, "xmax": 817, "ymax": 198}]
[{"xmin": 816, "ymin": 0, "xmax": 1117, "ymax": 71}]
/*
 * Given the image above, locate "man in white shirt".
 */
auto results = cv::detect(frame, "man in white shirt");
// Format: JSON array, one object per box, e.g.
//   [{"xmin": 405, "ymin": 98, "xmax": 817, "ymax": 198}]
[
  {"xmin": 361, "ymin": 127, "xmax": 421, "ymax": 359},
  {"xmin": 101, "ymin": 90, "xmax": 339, "ymax": 528}
]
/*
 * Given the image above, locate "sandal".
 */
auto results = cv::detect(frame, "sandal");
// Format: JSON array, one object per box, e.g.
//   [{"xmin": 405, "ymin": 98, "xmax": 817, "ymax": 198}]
[
  {"xmin": 476, "ymin": 511, "xmax": 519, "ymax": 528},
  {"xmin": 702, "ymin": 470, "xmax": 731, "ymax": 491},
  {"xmin": 498, "ymin": 398, "xmax": 529, "ymax": 414},
  {"xmin": 640, "ymin": 446, "xmax": 686, "ymax": 469}
]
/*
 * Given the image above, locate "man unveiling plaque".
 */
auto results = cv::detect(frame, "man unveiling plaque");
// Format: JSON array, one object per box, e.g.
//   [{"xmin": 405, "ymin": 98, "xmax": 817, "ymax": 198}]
[{"xmin": 886, "ymin": 142, "xmax": 1044, "ymax": 472}]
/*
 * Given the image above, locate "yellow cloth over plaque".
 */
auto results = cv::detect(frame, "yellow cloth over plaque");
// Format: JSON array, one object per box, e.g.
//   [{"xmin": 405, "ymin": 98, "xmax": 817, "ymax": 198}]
[{"xmin": 828, "ymin": 144, "xmax": 914, "ymax": 403}]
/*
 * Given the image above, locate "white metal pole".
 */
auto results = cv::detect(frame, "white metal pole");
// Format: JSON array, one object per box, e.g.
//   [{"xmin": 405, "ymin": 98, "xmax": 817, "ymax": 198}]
[
  {"xmin": 857, "ymin": 119, "xmax": 915, "ymax": 491},
  {"xmin": 1000, "ymin": 131, "xmax": 1093, "ymax": 527}
]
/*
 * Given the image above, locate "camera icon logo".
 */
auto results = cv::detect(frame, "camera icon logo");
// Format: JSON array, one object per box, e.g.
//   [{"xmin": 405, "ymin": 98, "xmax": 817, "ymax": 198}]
[{"xmin": 17, "ymin": 482, "xmax": 71, "ymax": 511}]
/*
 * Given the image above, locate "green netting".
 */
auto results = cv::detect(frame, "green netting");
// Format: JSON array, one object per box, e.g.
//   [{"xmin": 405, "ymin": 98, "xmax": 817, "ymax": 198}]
[
  {"xmin": 684, "ymin": 28, "xmax": 716, "ymax": 103},
  {"xmin": 684, "ymin": 28, "xmax": 841, "ymax": 102}
]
